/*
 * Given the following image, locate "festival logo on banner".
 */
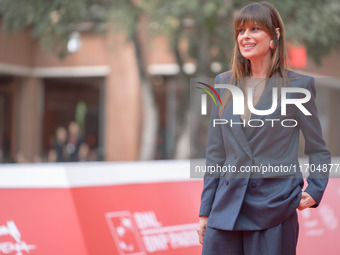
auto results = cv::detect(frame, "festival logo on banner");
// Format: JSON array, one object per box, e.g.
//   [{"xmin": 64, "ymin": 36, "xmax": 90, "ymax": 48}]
[
  {"xmin": 106, "ymin": 211, "xmax": 199, "ymax": 254},
  {"xmin": 0, "ymin": 220, "xmax": 36, "ymax": 255}
]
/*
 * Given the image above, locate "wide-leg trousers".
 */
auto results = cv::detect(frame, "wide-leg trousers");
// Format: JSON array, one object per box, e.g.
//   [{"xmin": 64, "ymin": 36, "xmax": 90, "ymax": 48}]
[{"xmin": 202, "ymin": 212, "xmax": 299, "ymax": 255}]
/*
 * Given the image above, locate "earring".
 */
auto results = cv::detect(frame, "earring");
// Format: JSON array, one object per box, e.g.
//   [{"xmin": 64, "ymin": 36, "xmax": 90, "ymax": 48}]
[{"xmin": 270, "ymin": 40, "xmax": 275, "ymax": 49}]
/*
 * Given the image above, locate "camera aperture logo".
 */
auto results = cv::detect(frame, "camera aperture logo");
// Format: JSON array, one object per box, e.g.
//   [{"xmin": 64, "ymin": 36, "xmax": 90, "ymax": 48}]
[
  {"xmin": 196, "ymin": 82, "xmax": 312, "ymax": 128},
  {"xmin": 196, "ymin": 82, "xmax": 222, "ymax": 115}
]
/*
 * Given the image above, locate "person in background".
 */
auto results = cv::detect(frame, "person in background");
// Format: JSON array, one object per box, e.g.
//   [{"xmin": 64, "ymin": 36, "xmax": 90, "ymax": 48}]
[
  {"xmin": 14, "ymin": 151, "xmax": 27, "ymax": 163},
  {"xmin": 47, "ymin": 148, "xmax": 57, "ymax": 163},
  {"xmin": 78, "ymin": 142, "xmax": 90, "ymax": 162},
  {"xmin": 66, "ymin": 121, "xmax": 84, "ymax": 162},
  {"xmin": 52, "ymin": 126, "xmax": 68, "ymax": 162}
]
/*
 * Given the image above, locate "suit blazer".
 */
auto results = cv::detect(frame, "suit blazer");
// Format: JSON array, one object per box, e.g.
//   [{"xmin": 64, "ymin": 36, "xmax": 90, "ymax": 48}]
[{"xmin": 199, "ymin": 70, "xmax": 330, "ymax": 231}]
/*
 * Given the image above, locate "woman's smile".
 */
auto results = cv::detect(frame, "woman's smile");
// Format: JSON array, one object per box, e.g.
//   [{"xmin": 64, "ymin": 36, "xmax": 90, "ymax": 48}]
[
  {"xmin": 237, "ymin": 25, "xmax": 272, "ymax": 61},
  {"xmin": 242, "ymin": 42, "xmax": 257, "ymax": 50}
]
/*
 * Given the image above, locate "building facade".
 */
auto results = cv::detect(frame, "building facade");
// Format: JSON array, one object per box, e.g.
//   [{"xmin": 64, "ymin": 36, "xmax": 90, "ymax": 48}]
[
  {"xmin": 0, "ymin": 22, "xmax": 141, "ymax": 162},
  {"xmin": 0, "ymin": 21, "xmax": 339, "ymax": 163}
]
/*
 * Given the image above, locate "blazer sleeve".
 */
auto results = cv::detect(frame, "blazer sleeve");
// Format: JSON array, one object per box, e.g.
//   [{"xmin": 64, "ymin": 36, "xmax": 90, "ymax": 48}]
[
  {"xmin": 295, "ymin": 76, "xmax": 331, "ymax": 208},
  {"xmin": 199, "ymin": 74, "xmax": 227, "ymax": 216}
]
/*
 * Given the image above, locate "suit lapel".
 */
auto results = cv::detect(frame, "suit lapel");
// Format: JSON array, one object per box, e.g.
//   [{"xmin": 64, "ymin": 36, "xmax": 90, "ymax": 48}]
[
  {"xmin": 222, "ymin": 77, "xmax": 278, "ymax": 158},
  {"xmin": 223, "ymin": 97, "xmax": 253, "ymax": 158},
  {"xmin": 249, "ymin": 77, "xmax": 278, "ymax": 121}
]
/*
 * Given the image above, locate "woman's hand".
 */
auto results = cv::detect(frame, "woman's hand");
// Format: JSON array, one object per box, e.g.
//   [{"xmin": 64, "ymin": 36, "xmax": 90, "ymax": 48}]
[
  {"xmin": 298, "ymin": 191, "xmax": 317, "ymax": 210},
  {"xmin": 197, "ymin": 216, "xmax": 209, "ymax": 245}
]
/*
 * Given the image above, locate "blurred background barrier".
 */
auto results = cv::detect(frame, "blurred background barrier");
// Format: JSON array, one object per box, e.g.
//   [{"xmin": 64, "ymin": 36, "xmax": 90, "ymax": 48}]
[{"xmin": 0, "ymin": 159, "xmax": 339, "ymax": 255}]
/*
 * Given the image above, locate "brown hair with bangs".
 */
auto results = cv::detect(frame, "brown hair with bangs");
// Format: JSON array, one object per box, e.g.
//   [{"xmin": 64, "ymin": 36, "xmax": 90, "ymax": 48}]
[{"xmin": 219, "ymin": 1, "xmax": 288, "ymax": 117}]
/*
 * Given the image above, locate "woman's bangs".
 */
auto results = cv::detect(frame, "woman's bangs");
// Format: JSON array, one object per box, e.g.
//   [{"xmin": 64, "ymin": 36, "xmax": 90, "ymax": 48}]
[{"xmin": 235, "ymin": 6, "xmax": 272, "ymax": 34}]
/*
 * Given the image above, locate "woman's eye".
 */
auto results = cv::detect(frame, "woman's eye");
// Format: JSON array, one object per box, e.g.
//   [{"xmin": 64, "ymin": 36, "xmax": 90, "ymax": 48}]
[
  {"xmin": 238, "ymin": 28, "xmax": 245, "ymax": 34},
  {"xmin": 252, "ymin": 27, "xmax": 260, "ymax": 31}
]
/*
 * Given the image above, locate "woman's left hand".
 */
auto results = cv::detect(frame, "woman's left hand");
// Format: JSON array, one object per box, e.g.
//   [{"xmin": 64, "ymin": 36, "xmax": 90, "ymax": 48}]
[{"xmin": 298, "ymin": 191, "xmax": 317, "ymax": 210}]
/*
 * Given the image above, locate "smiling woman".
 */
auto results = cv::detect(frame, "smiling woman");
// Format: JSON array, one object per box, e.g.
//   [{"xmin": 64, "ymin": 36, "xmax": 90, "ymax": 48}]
[
  {"xmin": 232, "ymin": 1, "xmax": 285, "ymax": 78},
  {"xmin": 197, "ymin": 2, "xmax": 331, "ymax": 255},
  {"xmin": 237, "ymin": 24, "xmax": 279, "ymax": 63}
]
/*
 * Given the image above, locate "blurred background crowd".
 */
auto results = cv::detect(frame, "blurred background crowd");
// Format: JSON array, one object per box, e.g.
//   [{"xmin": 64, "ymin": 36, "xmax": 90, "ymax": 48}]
[
  {"xmin": 0, "ymin": 0, "xmax": 339, "ymax": 164},
  {"xmin": 15, "ymin": 121, "xmax": 98, "ymax": 163}
]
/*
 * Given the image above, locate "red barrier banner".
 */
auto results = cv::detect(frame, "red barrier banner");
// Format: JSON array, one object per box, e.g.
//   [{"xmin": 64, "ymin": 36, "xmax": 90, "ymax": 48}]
[
  {"xmin": 0, "ymin": 189, "xmax": 87, "ymax": 255},
  {"xmin": 0, "ymin": 182, "xmax": 202, "ymax": 255},
  {"xmin": 72, "ymin": 182, "xmax": 202, "ymax": 255},
  {"xmin": 297, "ymin": 178, "xmax": 340, "ymax": 255},
  {"xmin": 0, "ymin": 161, "xmax": 339, "ymax": 255}
]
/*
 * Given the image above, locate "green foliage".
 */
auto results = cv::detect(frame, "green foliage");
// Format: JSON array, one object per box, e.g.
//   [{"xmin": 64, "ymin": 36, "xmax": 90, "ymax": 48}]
[
  {"xmin": 268, "ymin": 0, "xmax": 340, "ymax": 63},
  {"xmin": 1, "ymin": 0, "xmax": 90, "ymax": 57},
  {"xmin": 140, "ymin": 0, "xmax": 236, "ymax": 73},
  {"xmin": 1, "ymin": 0, "xmax": 340, "ymax": 64}
]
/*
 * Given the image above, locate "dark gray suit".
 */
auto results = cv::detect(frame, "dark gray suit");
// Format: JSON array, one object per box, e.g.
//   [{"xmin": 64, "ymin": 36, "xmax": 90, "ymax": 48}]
[{"xmin": 199, "ymin": 71, "xmax": 330, "ymax": 254}]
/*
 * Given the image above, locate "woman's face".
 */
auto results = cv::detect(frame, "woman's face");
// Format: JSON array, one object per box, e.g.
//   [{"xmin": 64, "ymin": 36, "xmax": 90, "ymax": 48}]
[{"xmin": 237, "ymin": 23, "xmax": 272, "ymax": 62}]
